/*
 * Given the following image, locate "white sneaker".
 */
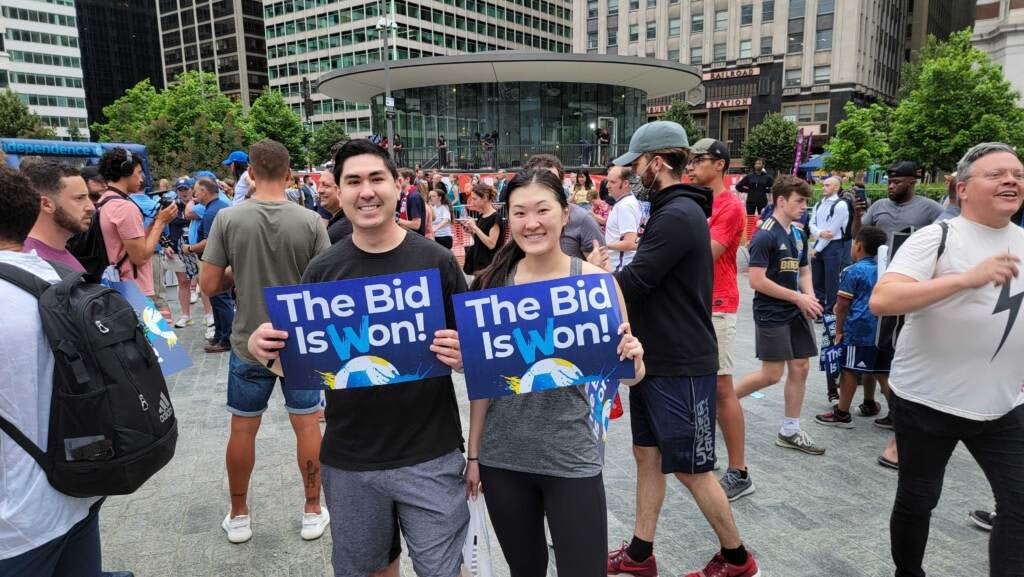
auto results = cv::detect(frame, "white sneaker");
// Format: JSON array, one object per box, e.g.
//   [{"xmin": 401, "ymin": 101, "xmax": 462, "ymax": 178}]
[
  {"xmin": 222, "ymin": 513, "xmax": 252, "ymax": 544},
  {"xmin": 174, "ymin": 316, "xmax": 193, "ymax": 328},
  {"xmin": 300, "ymin": 508, "xmax": 330, "ymax": 541},
  {"xmin": 205, "ymin": 326, "xmax": 216, "ymax": 340},
  {"xmin": 205, "ymin": 313, "xmax": 215, "ymax": 327},
  {"xmin": 190, "ymin": 290, "xmax": 199, "ymax": 304}
]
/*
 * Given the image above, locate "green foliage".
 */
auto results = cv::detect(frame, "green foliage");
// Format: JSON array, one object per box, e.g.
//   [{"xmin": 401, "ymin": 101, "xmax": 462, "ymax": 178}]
[
  {"xmin": 248, "ymin": 90, "xmax": 308, "ymax": 167},
  {"xmin": 888, "ymin": 29, "xmax": 1024, "ymax": 175},
  {"xmin": 741, "ymin": 113, "xmax": 798, "ymax": 174},
  {"xmin": 661, "ymin": 99, "xmax": 704, "ymax": 142},
  {"xmin": 66, "ymin": 120, "xmax": 84, "ymax": 142},
  {"xmin": 823, "ymin": 102, "xmax": 891, "ymax": 174},
  {"xmin": 0, "ymin": 90, "xmax": 56, "ymax": 139},
  {"xmin": 307, "ymin": 122, "xmax": 349, "ymax": 166},
  {"xmin": 92, "ymin": 72, "xmax": 250, "ymax": 180}
]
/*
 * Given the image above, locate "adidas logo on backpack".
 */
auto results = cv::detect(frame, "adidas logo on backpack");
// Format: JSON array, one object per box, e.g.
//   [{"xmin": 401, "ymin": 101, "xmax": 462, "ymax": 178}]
[{"xmin": 0, "ymin": 263, "xmax": 177, "ymax": 498}]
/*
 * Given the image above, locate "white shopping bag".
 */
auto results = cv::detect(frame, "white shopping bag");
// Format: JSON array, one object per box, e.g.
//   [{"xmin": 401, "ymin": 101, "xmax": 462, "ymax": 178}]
[{"xmin": 461, "ymin": 497, "xmax": 496, "ymax": 577}]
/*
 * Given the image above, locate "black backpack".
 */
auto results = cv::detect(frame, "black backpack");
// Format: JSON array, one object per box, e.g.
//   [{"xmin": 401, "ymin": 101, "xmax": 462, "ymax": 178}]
[
  {"xmin": 831, "ymin": 190, "xmax": 855, "ymax": 240},
  {"xmin": 67, "ymin": 191, "xmax": 141, "ymax": 280},
  {"xmin": 876, "ymin": 221, "xmax": 949, "ymax": 352},
  {"xmin": 0, "ymin": 263, "xmax": 177, "ymax": 498}
]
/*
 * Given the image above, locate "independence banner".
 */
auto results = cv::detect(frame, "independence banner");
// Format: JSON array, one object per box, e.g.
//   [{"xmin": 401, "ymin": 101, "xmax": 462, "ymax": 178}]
[
  {"xmin": 106, "ymin": 280, "xmax": 193, "ymax": 377},
  {"xmin": 453, "ymin": 273, "xmax": 634, "ymax": 401},
  {"xmin": 263, "ymin": 269, "xmax": 450, "ymax": 390}
]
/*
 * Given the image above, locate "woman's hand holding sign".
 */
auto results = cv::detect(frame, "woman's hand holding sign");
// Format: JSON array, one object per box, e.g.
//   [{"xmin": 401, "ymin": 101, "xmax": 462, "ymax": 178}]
[
  {"xmin": 616, "ymin": 322, "xmax": 645, "ymax": 386},
  {"xmin": 431, "ymin": 329, "xmax": 463, "ymax": 372}
]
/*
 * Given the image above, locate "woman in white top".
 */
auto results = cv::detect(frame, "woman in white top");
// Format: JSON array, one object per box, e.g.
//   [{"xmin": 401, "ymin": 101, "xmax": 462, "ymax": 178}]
[{"xmin": 429, "ymin": 185, "xmax": 454, "ymax": 249}]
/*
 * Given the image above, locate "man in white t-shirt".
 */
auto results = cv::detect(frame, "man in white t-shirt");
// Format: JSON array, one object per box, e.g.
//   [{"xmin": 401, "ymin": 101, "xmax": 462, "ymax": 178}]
[
  {"xmin": 870, "ymin": 142, "xmax": 1024, "ymax": 577},
  {"xmin": 0, "ymin": 167, "xmax": 131, "ymax": 576},
  {"xmin": 604, "ymin": 165, "xmax": 643, "ymax": 271}
]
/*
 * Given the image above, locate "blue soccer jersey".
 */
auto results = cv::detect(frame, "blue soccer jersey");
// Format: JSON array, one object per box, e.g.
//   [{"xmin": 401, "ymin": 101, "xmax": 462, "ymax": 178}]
[{"xmin": 836, "ymin": 256, "xmax": 878, "ymax": 346}]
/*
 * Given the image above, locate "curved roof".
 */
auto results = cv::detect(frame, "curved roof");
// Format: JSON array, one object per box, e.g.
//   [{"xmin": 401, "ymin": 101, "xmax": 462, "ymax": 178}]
[{"xmin": 316, "ymin": 52, "xmax": 702, "ymax": 103}]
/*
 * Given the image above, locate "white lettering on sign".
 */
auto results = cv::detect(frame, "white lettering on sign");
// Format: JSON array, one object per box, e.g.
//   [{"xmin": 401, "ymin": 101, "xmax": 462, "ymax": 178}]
[
  {"xmin": 702, "ymin": 67, "xmax": 761, "ymax": 81},
  {"xmin": 705, "ymin": 98, "xmax": 752, "ymax": 109}
]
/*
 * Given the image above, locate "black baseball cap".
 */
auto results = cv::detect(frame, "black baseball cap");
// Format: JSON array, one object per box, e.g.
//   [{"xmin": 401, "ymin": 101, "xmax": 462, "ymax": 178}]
[
  {"xmin": 887, "ymin": 161, "xmax": 919, "ymax": 178},
  {"xmin": 81, "ymin": 165, "xmax": 104, "ymax": 182},
  {"xmin": 690, "ymin": 138, "xmax": 731, "ymax": 169}
]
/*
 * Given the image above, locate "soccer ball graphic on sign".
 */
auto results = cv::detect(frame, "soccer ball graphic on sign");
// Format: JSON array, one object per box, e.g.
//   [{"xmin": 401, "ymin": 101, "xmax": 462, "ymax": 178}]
[
  {"xmin": 517, "ymin": 358, "xmax": 583, "ymax": 394},
  {"xmin": 334, "ymin": 355, "xmax": 400, "ymax": 389}
]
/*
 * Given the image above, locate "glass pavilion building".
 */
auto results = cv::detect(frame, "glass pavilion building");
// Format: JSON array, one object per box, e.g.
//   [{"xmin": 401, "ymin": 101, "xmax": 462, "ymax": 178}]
[{"xmin": 317, "ymin": 52, "xmax": 702, "ymax": 169}]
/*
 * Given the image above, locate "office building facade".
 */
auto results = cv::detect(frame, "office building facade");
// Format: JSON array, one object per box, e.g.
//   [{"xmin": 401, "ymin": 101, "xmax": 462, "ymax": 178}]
[
  {"xmin": 576, "ymin": 0, "xmax": 918, "ymax": 167},
  {"xmin": 155, "ymin": 0, "xmax": 268, "ymax": 109},
  {"xmin": 973, "ymin": 0, "xmax": 1024, "ymax": 105},
  {"xmin": 76, "ymin": 0, "xmax": 164, "ymax": 129},
  {"xmin": 0, "ymin": 0, "xmax": 89, "ymax": 139},
  {"xmin": 265, "ymin": 0, "xmax": 573, "ymax": 138}
]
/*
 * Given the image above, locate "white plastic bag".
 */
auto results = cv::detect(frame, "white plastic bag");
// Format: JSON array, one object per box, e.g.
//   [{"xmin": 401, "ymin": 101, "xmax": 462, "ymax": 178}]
[{"xmin": 461, "ymin": 497, "xmax": 496, "ymax": 577}]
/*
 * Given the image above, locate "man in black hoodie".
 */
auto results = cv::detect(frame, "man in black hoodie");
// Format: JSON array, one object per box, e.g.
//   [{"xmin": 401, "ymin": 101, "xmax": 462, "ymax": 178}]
[{"xmin": 599, "ymin": 122, "xmax": 760, "ymax": 577}]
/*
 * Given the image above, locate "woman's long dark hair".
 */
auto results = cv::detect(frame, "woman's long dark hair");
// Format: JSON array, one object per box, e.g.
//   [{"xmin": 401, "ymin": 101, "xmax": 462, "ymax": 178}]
[
  {"xmin": 575, "ymin": 169, "xmax": 594, "ymax": 190},
  {"xmin": 431, "ymin": 183, "xmax": 452, "ymax": 210},
  {"xmin": 471, "ymin": 169, "xmax": 567, "ymax": 291}
]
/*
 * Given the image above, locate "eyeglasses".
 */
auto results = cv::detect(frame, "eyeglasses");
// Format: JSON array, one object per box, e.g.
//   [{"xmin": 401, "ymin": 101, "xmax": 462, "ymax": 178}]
[
  {"xmin": 687, "ymin": 155, "xmax": 719, "ymax": 166},
  {"xmin": 965, "ymin": 169, "xmax": 1024, "ymax": 183}
]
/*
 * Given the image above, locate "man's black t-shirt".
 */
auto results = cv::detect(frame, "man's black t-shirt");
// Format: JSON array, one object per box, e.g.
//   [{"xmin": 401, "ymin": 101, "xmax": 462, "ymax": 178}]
[
  {"xmin": 326, "ymin": 211, "xmax": 353, "ymax": 244},
  {"xmin": 747, "ymin": 216, "xmax": 808, "ymax": 326},
  {"xmin": 302, "ymin": 231, "xmax": 468, "ymax": 471}
]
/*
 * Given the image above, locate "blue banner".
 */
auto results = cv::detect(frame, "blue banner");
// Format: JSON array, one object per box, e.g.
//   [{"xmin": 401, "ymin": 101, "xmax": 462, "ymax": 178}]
[
  {"xmin": 263, "ymin": 269, "xmax": 450, "ymax": 390},
  {"xmin": 453, "ymin": 274, "xmax": 634, "ymax": 402},
  {"xmin": 105, "ymin": 280, "xmax": 193, "ymax": 377}
]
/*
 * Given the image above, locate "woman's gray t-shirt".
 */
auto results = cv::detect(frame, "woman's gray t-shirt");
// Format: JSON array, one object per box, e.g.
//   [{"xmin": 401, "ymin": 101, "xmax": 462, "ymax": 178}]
[{"xmin": 478, "ymin": 257, "xmax": 605, "ymax": 478}]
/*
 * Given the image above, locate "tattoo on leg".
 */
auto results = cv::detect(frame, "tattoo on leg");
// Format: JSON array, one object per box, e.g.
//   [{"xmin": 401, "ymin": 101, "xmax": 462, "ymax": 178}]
[{"xmin": 305, "ymin": 460, "xmax": 318, "ymax": 489}]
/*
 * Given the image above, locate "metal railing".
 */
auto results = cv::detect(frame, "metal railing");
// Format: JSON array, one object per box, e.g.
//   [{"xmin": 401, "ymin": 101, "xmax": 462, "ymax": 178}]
[{"xmin": 391, "ymin": 143, "xmax": 629, "ymax": 170}]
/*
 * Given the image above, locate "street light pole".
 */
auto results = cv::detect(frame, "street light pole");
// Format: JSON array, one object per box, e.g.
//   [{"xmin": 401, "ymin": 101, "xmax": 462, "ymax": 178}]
[{"xmin": 377, "ymin": 5, "xmax": 397, "ymax": 162}]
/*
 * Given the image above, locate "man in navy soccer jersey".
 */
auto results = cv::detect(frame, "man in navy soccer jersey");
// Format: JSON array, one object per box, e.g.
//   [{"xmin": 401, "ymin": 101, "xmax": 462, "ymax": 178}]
[{"xmin": 736, "ymin": 175, "xmax": 826, "ymax": 455}]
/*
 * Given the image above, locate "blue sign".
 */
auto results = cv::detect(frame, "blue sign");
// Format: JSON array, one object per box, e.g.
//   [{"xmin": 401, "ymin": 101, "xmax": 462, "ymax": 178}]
[
  {"xmin": 1, "ymin": 139, "xmax": 104, "ymax": 157},
  {"xmin": 453, "ymin": 274, "xmax": 634, "ymax": 402},
  {"xmin": 263, "ymin": 269, "xmax": 450, "ymax": 390},
  {"xmin": 105, "ymin": 280, "xmax": 193, "ymax": 377}
]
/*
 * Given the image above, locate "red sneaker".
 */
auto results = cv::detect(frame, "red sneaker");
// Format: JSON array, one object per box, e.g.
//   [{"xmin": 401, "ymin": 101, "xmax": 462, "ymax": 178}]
[
  {"xmin": 608, "ymin": 542, "xmax": 658, "ymax": 577},
  {"xmin": 684, "ymin": 553, "xmax": 760, "ymax": 577}
]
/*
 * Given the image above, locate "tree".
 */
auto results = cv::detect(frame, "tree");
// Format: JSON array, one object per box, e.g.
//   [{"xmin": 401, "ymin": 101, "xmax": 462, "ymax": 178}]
[
  {"xmin": 248, "ymin": 90, "xmax": 308, "ymax": 167},
  {"xmin": 822, "ymin": 102, "xmax": 891, "ymax": 175},
  {"xmin": 307, "ymin": 122, "xmax": 349, "ymax": 167},
  {"xmin": 741, "ymin": 113, "xmax": 798, "ymax": 174},
  {"xmin": 0, "ymin": 90, "xmax": 56, "ymax": 139},
  {"xmin": 66, "ymin": 120, "xmax": 84, "ymax": 142},
  {"xmin": 661, "ymin": 99, "xmax": 704, "ymax": 142},
  {"xmin": 888, "ymin": 29, "xmax": 1024, "ymax": 176}
]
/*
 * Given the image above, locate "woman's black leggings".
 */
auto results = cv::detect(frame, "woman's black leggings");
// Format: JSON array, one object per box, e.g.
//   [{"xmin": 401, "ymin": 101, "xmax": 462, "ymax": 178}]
[
  {"xmin": 479, "ymin": 465, "xmax": 607, "ymax": 577},
  {"xmin": 435, "ymin": 236, "xmax": 453, "ymax": 249}
]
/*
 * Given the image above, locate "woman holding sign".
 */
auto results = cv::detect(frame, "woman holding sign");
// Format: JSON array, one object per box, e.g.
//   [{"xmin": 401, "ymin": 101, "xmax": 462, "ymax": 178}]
[{"xmin": 463, "ymin": 169, "xmax": 645, "ymax": 577}]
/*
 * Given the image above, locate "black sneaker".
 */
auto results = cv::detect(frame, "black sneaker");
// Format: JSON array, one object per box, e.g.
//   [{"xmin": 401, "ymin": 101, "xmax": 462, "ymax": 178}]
[
  {"xmin": 968, "ymin": 510, "xmax": 994, "ymax": 532},
  {"xmin": 874, "ymin": 414, "xmax": 894, "ymax": 430},
  {"xmin": 858, "ymin": 400, "xmax": 882, "ymax": 417},
  {"xmin": 827, "ymin": 392, "xmax": 840, "ymax": 405},
  {"xmin": 815, "ymin": 407, "xmax": 854, "ymax": 428}
]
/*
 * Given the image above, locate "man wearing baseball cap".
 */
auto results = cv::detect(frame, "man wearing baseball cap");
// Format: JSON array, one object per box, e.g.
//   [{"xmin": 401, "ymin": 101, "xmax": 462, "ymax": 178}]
[
  {"xmin": 223, "ymin": 150, "xmax": 251, "ymax": 206},
  {"xmin": 600, "ymin": 123, "xmax": 759, "ymax": 577}
]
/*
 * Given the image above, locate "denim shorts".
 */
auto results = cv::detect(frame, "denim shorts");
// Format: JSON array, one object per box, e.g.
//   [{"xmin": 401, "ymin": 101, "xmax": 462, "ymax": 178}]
[{"xmin": 226, "ymin": 351, "xmax": 322, "ymax": 417}]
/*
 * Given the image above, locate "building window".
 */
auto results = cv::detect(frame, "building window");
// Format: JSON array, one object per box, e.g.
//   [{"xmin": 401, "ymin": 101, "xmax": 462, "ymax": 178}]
[
  {"xmin": 608, "ymin": 28, "xmax": 618, "ymax": 45},
  {"xmin": 668, "ymin": 48, "xmax": 679, "ymax": 60},
  {"xmin": 691, "ymin": 12, "xmax": 703, "ymax": 33},
  {"xmin": 790, "ymin": 0, "xmax": 805, "ymax": 18},
  {"xmin": 740, "ymin": 4, "xmax": 753, "ymax": 25},
  {"xmin": 723, "ymin": 110, "xmax": 747, "ymax": 158},
  {"xmin": 647, "ymin": 22, "xmax": 657, "ymax": 38},
  {"xmin": 629, "ymin": 0, "xmax": 639, "ymax": 10},
  {"xmin": 763, "ymin": 0, "xmax": 774, "ymax": 22},
  {"xmin": 588, "ymin": 31, "xmax": 598, "ymax": 49},
  {"xmin": 713, "ymin": 42, "xmax": 726, "ymax": 61},
  {"xmin": 690, "ymin": 45, "xmax": 703, "ymax": 65},
  {"xmin": 783, "ymin": 102, "xmax": 829, "ymax": 123},
  {"xmin": 739, "ymin": 39, "xmax": 752, "ymax": 58},
  {"xmin": 588, "ymin": 0, "xmax": 598, "ymax": 18},
  {"xmin": 785, "ymin": 68, "xmax": 801, "ymax": 87},
  {"xmin": 814, "ymin": 102, "xmax": 829, "ymax": 122},
  {"xmin": 788, "ymin": 18, "xmax": 804, "ymax": 53},
  {"xmin": 760, "ymin": 35, "xmax": 773, "ymax": 55},
  {"xmin": 814, "ymin": 65, "xmax": 830, "ymax": 84},
  {"xmin": 715, "ymin": 10, "xmax": 728, "ymax": 31},
  {"xmin": 818, "ymin": 0, "xmax": 835, "ymax": 14},
  {"xmin": 669, "ymin": 17, "xmax": 681, "ymax": 36},
  {"xmin": 815, "ymin": 27, "xmax": 832, "ymax": 50},
  {"xmin": 629, "ymin": 24, "xmax": 639, "ymax": 42},
  {"xmin": 608, "ymin": 0, "xmax": 618, "ymax": 14}
]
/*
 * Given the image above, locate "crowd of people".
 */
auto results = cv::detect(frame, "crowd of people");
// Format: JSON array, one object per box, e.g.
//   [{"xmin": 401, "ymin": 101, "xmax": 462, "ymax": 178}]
[{"xmin": 0, "ymin": 119, "xmax": 1021, "ymax": 577}]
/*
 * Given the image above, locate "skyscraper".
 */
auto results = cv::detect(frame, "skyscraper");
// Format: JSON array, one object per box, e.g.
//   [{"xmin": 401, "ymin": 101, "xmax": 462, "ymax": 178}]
[
  {"xmin": 264, "ymin": 0, "xmax": 573, "ymax": 137},
  {"xmin": 973, "ymin": 0, "xmax": 1024, "ymax": 105},
  {"xmin": 0, "ymin": 0, "xmax": 89, "ymax": 139},
  {"xmin": 155, "ymin": 0, "xmax": 268, "ymax": 109},
  {"xmin": 76, "ymin": 0, "xmax": 164, "ymax": 129}
]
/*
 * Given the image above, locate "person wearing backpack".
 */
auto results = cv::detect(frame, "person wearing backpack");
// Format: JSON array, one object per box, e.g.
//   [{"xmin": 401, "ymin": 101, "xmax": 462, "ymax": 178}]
[
  {"xmin": 809, "ymin": 177, "xmax": 849, "ymax": 316},
  {"xmin": 0, "ymin": 166, "xmax": 136, "ymax": 577}
]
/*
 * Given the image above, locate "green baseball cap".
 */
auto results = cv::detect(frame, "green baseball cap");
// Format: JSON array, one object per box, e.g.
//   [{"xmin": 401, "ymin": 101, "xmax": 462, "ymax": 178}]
[{"xmin": 613, "ymin": 121, "xmax": 690, "ymax": 166}]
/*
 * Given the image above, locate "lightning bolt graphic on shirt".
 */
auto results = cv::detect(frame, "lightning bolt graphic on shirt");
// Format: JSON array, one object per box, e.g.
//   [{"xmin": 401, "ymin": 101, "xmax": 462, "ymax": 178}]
[{"xmin": 991, "ymin": 264, "xmax": 1024, "ymax": 361}]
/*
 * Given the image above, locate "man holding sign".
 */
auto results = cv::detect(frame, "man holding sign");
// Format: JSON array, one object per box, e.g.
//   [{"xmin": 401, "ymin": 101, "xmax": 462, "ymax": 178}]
[
  {"xmin": 249, "ymin": 139, "xmax": 468, "ymax": 577},
  {"xmin": 599, "ymin": 122, "xmax": 760, "ymax": 577}
]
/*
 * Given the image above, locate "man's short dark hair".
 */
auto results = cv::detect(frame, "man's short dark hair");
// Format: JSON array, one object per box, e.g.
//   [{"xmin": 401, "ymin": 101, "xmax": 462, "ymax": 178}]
[
  {"xmin": 772, "ymin": 174, "xmax": 812, "ymax": 203},
  {"xmin": 524, "ymin": 154, "xmax": 564, "ymax": 180},
  {"xmin": 398, "ymin": 168, "xmax": 415, "ymax": 182},
  {"xmin": 20, "ymin": 160, "xmax": 80, "ymax": 200},
  {"xmin": 644, "ymin": 148, "xmax": 689, "ymax": 178},
  {"xmin": 0, "ymin": 166, "xmax": 41, "ymax": 244},
  {"xmin": 332, "ymin": 139, "xmax": 398, "ymax": 183},
  {"xmin": 856, "ymin": 225, "xmax": 886, "ymax": 257},
  {"xmin": 249, "ymin": 139, "xmax": 291, "ymax": 181},
  {"xmin": 195, "ymin": 179, "xmax": 219, "ymax": 197},
  {"xmin": 97, "ymin": 147, "xmax": 141, "ymax": 182}
]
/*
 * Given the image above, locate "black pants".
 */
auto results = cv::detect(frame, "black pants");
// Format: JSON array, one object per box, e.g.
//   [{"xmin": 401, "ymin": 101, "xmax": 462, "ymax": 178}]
[
  {"xmin": 435, "ymin": 236, "xmax": 453, "ymax": 249},
  {"xmin": 479, "ymin": 465, "xmax": 607, "ymax": 577},
  {"xmin": 745, "ymin": 200, "xmax": 765, "ymax": 216},
  {"xmin": 890, "ymin": 394, "xmax": 1024, "ymax": 577}
]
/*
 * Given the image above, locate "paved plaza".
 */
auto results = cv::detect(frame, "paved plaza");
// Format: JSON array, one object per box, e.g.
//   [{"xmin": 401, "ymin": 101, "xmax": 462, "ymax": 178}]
[{"xmin": 99, "ymin": 267, "xmax": 992, "ymax": 577}]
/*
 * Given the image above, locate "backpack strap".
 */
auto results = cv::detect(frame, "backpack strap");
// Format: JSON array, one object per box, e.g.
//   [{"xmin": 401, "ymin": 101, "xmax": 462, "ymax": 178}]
[
  {"xmin": 0, "ymin": 413, "xmax": 51, "ymax": 472},
  {"xmin": 936, "ymin": 221, "xmax": 949, "ymax": 260}
]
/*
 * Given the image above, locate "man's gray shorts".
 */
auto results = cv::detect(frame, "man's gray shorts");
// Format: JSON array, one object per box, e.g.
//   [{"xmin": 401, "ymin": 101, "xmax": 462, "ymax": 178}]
[{"xmin": 322, "ymin": 450, "xmax": 469, "ymax": 577}]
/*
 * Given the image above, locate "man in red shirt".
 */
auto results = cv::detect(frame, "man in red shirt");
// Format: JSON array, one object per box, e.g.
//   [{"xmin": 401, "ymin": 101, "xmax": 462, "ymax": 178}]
[{"xmin": 688, "ymin": 139, "xmax": 753, "ymax": 501}]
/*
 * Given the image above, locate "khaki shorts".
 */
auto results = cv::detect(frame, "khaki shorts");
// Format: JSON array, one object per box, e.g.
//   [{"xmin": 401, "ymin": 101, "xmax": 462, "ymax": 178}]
[
  {"xmin": 712, "ymin": 312, "xmax": 737, "ymax": 375},
  {"xmin": 165, "ymin": 254, "xmax": 187, "ymax": 273},
  {"xmin": 149, "ymin": 256, "xmax": 169, "ymax": 311}
]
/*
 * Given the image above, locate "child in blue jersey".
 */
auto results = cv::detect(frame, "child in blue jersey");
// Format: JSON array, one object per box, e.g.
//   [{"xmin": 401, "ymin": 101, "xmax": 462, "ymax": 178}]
[{"xmin": 815, "ymin": 225, "xmax": 889, "ymax": 427}]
